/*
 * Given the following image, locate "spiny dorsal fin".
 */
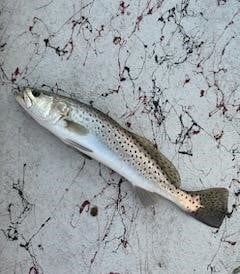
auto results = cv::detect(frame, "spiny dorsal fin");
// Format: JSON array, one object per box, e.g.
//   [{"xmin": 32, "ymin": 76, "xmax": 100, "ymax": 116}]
[{"xmin": 131, "ymin": 132, "xmax": 181, "ymax": 187}]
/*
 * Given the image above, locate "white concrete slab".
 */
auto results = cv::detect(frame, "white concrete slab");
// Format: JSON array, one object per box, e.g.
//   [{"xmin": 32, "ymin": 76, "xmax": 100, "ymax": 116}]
[{"xmin": 1, "ymin": 0, "xmax": 240, "ymax": 273}]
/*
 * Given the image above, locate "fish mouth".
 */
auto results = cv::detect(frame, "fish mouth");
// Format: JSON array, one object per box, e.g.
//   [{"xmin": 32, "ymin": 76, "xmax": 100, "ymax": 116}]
[{"xmin": 15, "ymin": 88, "xmax": 33, "ymax": 109}]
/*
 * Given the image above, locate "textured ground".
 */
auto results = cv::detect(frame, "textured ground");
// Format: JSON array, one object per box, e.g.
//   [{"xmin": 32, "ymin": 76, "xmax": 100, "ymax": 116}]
[{"xmin": 1, "ymin": 0, "xmax": 240, "ymax": 273}]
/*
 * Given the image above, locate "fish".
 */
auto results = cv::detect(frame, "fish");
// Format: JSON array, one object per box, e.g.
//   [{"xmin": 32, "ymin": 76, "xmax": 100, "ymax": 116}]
[{"xmin": 15, "ymin": 87, "xmax": 229, "ymax": 228}]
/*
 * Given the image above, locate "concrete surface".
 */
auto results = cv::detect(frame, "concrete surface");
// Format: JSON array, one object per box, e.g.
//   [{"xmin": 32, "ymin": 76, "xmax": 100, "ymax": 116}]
[{"xmin": 1, "ymin": 0, "xmax": 240, "ymax": 273}]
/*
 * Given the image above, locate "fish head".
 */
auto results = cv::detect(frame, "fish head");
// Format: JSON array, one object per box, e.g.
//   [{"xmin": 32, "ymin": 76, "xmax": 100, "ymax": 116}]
[
  {"xmin": 16, "ymin": 87, "xmax": 92, "ymax": 154},
  {"xmin": 16, "ymin": 87, "xmax": 70, "ymax": 125}
]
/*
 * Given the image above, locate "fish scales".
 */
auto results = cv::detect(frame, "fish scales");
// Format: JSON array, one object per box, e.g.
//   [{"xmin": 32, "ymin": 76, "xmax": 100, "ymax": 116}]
[
  {"xmin": 66, "ymin": 99, "xmax": 177, "ymax": 194},
  {"xmin": 15, "ymin": 88, "xmax": 229, "ymax": 228}
]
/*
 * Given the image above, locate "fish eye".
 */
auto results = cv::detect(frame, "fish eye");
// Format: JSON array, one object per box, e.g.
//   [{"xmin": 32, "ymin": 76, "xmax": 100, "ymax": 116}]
[{"xmin": 32, "ymin": 90, "xmax": 41, "ymax": 97}]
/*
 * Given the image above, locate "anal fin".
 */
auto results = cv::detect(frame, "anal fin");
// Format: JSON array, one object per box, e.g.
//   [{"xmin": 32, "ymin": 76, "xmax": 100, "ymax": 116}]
[{"xmin": 135, "ymin": 186, "xmax": 160, "ymax": 207}]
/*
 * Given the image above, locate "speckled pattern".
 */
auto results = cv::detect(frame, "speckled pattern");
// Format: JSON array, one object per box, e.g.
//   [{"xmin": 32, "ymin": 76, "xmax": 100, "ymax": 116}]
[
  {"xmin": 68, "ymin": 97, "xmax": 174, "ymax": 185},
  {"xmin": 1, "ymin": 0, "xmax": 240, "ymax": 273},
  {"xmin": 30, "ymin": 91, "xmax": 184, "ymax": 193},
  {"xmin": 17, "ymin": 89, "xmax": 214, "ymax": 219}
]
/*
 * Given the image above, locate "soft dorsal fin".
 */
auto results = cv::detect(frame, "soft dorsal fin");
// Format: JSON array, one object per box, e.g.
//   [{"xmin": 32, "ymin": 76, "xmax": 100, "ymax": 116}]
[{"xmin": 131, "ymin": 132, "xmax": 181, "ymax": 187}]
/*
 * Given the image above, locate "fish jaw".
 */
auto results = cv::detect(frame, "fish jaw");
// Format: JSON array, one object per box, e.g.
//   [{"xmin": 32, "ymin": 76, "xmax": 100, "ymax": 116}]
[{"xmin": 16, "ymin": 88, "xmax": 34, "ymax": 109}]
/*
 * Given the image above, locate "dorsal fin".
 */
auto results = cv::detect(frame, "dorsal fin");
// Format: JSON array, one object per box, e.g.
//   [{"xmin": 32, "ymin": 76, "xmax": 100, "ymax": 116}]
[{"xmin": 131, "ymin": 132, "xmax": 181, "ymax": 187}]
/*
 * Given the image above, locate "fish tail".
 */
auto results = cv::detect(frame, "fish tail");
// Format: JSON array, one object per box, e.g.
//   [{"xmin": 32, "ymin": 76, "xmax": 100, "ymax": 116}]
[{"xmin": 187, "ymin": 188, "xmax": 229, "ymax": 228}]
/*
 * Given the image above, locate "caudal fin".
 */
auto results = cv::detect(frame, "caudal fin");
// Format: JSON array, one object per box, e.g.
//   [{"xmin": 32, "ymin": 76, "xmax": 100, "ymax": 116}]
[{"xmin": 187, "ymin": 188, "xmax": 229, "ymax": 228}]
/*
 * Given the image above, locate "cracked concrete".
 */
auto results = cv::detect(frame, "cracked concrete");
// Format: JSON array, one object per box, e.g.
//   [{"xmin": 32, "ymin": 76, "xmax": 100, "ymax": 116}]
[{"xmin": 1, "ymin": 0, "xmax": 240, "ymax": 273}]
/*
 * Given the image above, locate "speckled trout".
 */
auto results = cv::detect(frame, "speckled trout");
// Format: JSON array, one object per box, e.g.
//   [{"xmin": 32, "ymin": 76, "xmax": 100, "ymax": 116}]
[{"xmin": 16, "ymin": 87, "xmax": 229, "ymax": 228}]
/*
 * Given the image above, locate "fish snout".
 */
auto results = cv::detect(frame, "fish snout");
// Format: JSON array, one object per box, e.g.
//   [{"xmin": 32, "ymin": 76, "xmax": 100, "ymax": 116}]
[{"xmin": 15, "ymin": 87, "xmax": 35, "ymax": 108}]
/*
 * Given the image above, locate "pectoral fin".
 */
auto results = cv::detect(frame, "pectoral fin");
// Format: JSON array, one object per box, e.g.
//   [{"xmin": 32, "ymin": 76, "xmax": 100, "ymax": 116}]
[{"xmin": 64, "ymin": 119, "xmax": 89, "ymax": 135}]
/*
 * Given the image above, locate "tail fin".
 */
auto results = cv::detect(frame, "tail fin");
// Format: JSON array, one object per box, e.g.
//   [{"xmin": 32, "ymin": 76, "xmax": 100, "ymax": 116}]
[{"xmin": 187, "ymin": 188, "xmax": 229, "ymax": 228}]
